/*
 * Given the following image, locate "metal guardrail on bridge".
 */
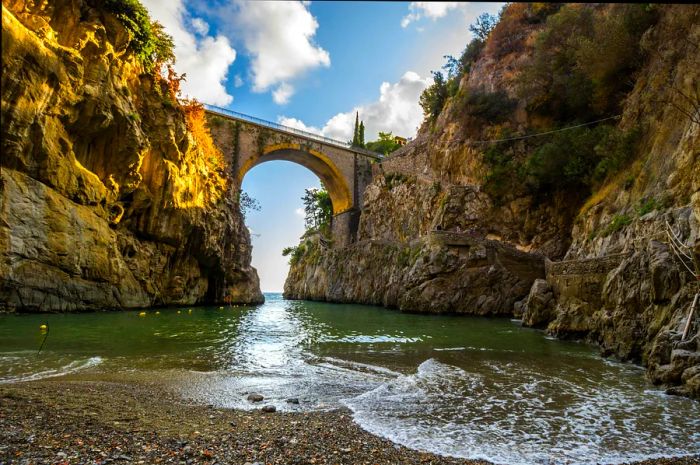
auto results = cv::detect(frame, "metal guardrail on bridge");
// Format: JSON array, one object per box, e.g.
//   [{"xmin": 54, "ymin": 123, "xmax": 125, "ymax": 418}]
[{"xmin": 204, "ymin": 104, "xmax": 382, "ymax": 159}]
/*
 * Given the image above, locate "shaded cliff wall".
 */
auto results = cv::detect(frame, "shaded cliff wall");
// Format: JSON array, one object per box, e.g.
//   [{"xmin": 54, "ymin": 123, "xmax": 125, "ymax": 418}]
[
  {"xmin": 520, "ymin": 5, "xmax": 700, "ymax": 397},
  {"xmin": 0, "ymin": 0, "xmax": 263, "ymax": 311},
  {"xmin": 285, "ymin": 4, "xmax": 700, "ymax": 397}
]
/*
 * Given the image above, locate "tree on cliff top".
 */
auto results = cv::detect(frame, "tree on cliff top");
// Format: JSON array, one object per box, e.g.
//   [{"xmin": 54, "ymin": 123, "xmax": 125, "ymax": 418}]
[
  {"xmin": 302, "ymin": 187, "xmax": 332, "ymax": 234},
  {"xmin": 366, "ymin": 132, "xmax": 402, "ymax": 156},
  {"xmin": 103, "ymin": 0, "xmax": 175, "ymax": 72},
  {"xmin": 352, "ymin": 112, "xmax": 366, "ymax": 148}
]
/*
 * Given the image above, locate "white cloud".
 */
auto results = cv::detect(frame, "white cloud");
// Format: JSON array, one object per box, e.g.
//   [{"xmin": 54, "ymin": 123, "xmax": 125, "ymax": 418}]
[
  {"xmin": 190, "ymin": 17, "xmax": 209, "ymax": 36},
  {"xmin": 402, "ymin": 2, "xmax": 462, "ymax": 28},
  {"xmin": 272, "ymin": 82, "xmax": 295, "ymax": 105},
  {"xmin": 234, "ymin": 74, "xmax": 244, "ymax": 88},
  {"xmin": 141, "ymin": 0, "xmax": 236, "ymax": 105},
  {"xmin": 407, "ymin": 2, "xmax": 505, "ymax": 79},
  {"xmin": 294, "ymin": 208, "xmax": 305, "ymax": 217},
  {"xmin": 278, "ymin": 71, "xmax": 431, "ymax": 143},
  {"xmin": 277, "ymin": 116, "xmax": 323, "ymax": 135},
  {"xmin": 226, "ymin": 0, "xmax": 330, "ymax": 102}
]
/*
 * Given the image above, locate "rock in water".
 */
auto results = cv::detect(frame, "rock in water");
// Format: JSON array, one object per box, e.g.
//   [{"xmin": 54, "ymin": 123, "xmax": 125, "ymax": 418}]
[
  {"xmin": 247, "ymin": 393, "xmax": 264, "ymax": 403},
  {"xmin": 261, "ymin": 405, "xmax": 276, "ymax": 413}
]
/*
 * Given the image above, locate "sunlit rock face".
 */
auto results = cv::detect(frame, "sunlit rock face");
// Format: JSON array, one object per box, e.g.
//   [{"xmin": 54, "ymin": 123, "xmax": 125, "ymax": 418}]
[{"xmin": 0, "ymin": 1, "xmax": 263, "ymax": 311}]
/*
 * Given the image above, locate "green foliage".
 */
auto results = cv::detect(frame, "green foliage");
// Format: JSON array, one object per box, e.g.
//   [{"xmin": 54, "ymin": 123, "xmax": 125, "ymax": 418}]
[
  {"xmin": 302, "ymin": 188, "xmax": 332, "ymax": 234},
  {"xmin": 518, "ymin": 6, "xmax": 596, "ymax": 121},
  {"xmin": 480, "ymin": 123, "xmax": 640, "ymax": 203},
  {"xmin": 103, "ymin": 0, "xmax": 175, "ymax": 72},
  {"xmin": 524, "ymin": 125, "xmax": 640, "ymax": 192},
  {"xmin": 637, "ymin": 198, "xmax": 661, "ymax": 216},
  {"xmin": 591, "ymin": 125, "xmax": 641, "ymax": 185},
  {"xmin": 464, "ymin": 89, "xmax": 516, "ymax": 122},
  {"xmin": 352, "ymin": 112, "xmax": 366, "ymax": 148},
  {"xmin": 352, "ymin": 112, "xmax": 360, "ymax": 146},
  {"xmin": 419, "ymin": 71, "xmax": 448, "ymax": 124},
  {"xmin": 282, "ymin": 244, "xmax": 306, "ymax": 265},
  {"xmin": 384, "ymin": 173, "xmax": 412, "ymax": 190},
  {"xmin": 366, "ymin": 132, "xmax": 402, "ymax": 156},
  {"xmin": 481, "ymin": 141, "xmax": 521, "ymax": 204},
  {"xmin": 518, "ymin": 4, "xmax": 657, "ymax": 120},
  {"xmin": 602, "ymin": 214, "xmax": 632, "ymax": 236},
  {"xmin": 525, "ymin": 126, "xmax": 602, "ymax": 191},
  {"xmin": 459, "ymin": 39, "xmax": 485, "ymax": 75},
  {"xmin": 397, "ymin": 246, "xmax": 421, "ymax": 268},
  {"xmin": 469, "ymin": 13, "xmax": 498, "ymax": 41},
  {"xmin": 574, "ymin": 4, "xmax": 657, "ymax": 112},
  {"xmin": 419, "ymin": 12, "xmax": 501, "ymax": 124}
]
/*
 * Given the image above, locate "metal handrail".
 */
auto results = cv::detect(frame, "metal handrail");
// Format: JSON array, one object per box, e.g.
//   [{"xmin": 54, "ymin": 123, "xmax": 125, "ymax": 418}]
[{"xmin": 204, "ymin": 103, "xmax": 382, "ymax": 159}]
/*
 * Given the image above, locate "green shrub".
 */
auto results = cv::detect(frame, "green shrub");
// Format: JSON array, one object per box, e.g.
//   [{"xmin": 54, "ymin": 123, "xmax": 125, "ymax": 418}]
[
  {"xmin": 419, "ymin": 71, "xmax": 448, "ymax": 124},
  {"xmin": 518, "ymin": 4, "xmax": 657, "ymax": 121},
  {"xmin": 636, "ymin": 195, "xmax": 671, "ymax": 216},
  {"xmin": 602, "ymin": 214, "xmax": 632, "ymax": 236},
  {"xmin": 524, "ymin": 126, "xmax": 601, "ymax": 191},
  {"xmin": 459, "ymin": 39, "xmax": 485, "ymax": 75},
  {"xmin": 574, "ymin": 4, "xmax": 657, "ymax": 113},
  {"xmin": 302, "ymin": 188, "xmax": 332, "ymax": 235},
  {"xmin": 518, "ymin": 5, "xmax": 596, "ymax": 121},
  {"xmin": 637, "ymin": 197, "xmax": 661, "ymax": 216},
  {"xmin": 365, "ymin": 132, "xmax": 402, "ymax": 156},
  {"xmin": 591, "ymin": 125, "xmax": 641, "ymax": 186},
  {"xmin": 384, "ymin": 173, "xmax": 411, "ymax": 190},
  {"xmin": 464, "ymin": 89, "xmax": 516, "ymax": 122},
  {"xmin": 103, "ymin": 0, "xmax": 175, "ymax": 71},
  {"xmin": 282, "ymin": 244, "xmax": 307, "ymax": 265}
]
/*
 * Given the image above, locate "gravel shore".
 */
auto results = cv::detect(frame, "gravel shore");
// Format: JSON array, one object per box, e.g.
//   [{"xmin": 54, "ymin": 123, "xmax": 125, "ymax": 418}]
[{"xmin": 0, "ymin": 380, "xmax": 697, "ymax": 465}]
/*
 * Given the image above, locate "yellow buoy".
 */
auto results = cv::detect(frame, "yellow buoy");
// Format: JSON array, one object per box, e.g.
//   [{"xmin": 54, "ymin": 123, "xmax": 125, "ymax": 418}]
[
  {"xmin": 177, "ymin": 310, "xmax": 181, "ymax": 314},
  {"xmin": 219, "ymin": 306, "xmax": 224, "ymax": 310},
  {"xmin": 188, "ymin": 309, "xmax": 192, "ymax": 314},
  {"xmin": 139, "ymin": 311, "xmax": 146, "ymax": 317},
  {"xmin": 39, "ymin": 324, "xmax": 48, "ymax": 331},
  {"xmin": 155, "ymin": 311, "xmax": 160, "ymax": 315}
]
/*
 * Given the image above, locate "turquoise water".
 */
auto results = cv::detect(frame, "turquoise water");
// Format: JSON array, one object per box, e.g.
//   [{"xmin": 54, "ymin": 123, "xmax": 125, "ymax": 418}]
[{"xmin": 1, "ymin": 293, "xmax": 698, "ymax": 464}]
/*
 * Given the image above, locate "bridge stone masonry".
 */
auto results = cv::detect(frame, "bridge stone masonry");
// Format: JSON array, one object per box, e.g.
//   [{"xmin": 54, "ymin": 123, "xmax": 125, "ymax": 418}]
[{"xmin": 205, "ymin": 105, "xmax": 380, "ymax": 247}]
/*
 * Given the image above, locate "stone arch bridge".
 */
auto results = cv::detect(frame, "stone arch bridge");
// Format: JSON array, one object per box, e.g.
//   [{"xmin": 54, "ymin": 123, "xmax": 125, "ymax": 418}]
[{"xmin": 205, "ymin": 105, "xmax": 380, "ymax": 247}]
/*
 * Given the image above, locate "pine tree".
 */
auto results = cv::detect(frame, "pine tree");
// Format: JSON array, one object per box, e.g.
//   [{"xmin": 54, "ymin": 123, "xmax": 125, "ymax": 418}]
[
  {"xmin": 359, "ymin": 121, "xmax": 365, "ymax": 147},
  {"xmin": 352, "ymin": 112, "xmax": 360, "ymax": 146}
]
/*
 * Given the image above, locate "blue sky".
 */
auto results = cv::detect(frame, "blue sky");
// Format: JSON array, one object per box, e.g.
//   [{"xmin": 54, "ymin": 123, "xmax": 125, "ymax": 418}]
[{"xmin": 141, "ymin": 1, "xmax": 504, "ymax": 291}]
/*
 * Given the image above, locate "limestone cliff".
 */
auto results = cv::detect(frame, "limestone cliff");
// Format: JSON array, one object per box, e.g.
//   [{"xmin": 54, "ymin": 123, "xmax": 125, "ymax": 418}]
[
  {"xmin": 285, "ymin": 4, "xmax": 700, "ymax": 397},
  {"xmin": 0, "ymin": 0, "xmax": 263, "ymax": 311}
]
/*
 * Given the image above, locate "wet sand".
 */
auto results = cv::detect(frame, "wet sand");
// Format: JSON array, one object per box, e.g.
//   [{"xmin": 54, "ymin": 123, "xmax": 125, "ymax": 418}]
[{"xmin": 0, "ymin": 379, "xmax": 697, "ymax": 465}]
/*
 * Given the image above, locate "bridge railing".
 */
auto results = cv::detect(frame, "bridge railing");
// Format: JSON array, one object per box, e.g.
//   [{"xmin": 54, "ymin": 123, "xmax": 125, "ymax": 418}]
[{"xmin": 204, "ymin": 103, "xmax": 382, "ymax": 159}]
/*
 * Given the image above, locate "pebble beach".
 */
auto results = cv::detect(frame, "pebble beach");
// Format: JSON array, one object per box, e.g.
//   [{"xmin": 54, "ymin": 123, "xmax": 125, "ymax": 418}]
[{"xmin": 1, "ymin": 380, "xmax": 698, "ymax": 465}]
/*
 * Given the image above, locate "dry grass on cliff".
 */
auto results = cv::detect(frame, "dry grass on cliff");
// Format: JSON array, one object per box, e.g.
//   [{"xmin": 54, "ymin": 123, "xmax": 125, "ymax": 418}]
[
  {"xmin": 181, "ymin": 100, "xmax": 225, "ymax": 171},
  {"xmin": 175, "ymin": 99, "xmax": 228, "ymax": 207}
]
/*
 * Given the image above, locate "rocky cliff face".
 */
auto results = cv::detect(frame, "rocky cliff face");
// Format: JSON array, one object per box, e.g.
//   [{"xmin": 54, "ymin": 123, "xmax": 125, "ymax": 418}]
[
  {"xmin": 0, "ymin": 0, "xmax": 262, "ymax": 311},
  {"xmin": 285, "ymin": 4, "xmax": 700, "ymax": 398}
]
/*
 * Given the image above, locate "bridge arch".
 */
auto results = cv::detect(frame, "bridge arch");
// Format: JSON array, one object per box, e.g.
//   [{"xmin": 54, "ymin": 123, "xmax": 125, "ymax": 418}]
[
  {"xmin": 206, "ymin": 106, "xmax": 379, "ymax": 246},
  {"xmin": 237, "ymin": 143, "xmax": 352, "ymax": 214}
]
